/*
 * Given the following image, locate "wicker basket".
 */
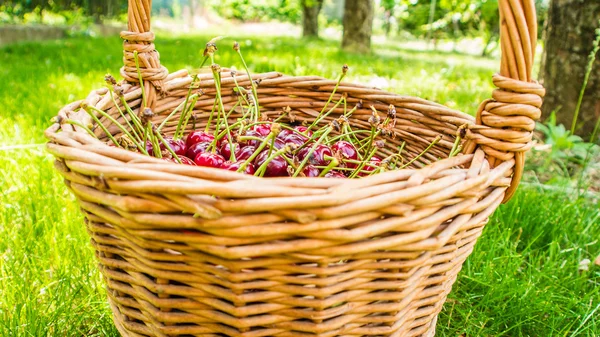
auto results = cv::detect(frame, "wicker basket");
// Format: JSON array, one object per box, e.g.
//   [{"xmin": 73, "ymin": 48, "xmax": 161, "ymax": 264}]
[{"xmin": 45, "ymin": 0, "xmax": 544, "ymax": 336}]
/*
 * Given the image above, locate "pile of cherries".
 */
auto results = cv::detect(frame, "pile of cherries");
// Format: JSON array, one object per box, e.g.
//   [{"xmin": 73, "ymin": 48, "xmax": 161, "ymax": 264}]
[{"xmin": 152, "ymin": 122, "xmax": 382, "ymax": 178}]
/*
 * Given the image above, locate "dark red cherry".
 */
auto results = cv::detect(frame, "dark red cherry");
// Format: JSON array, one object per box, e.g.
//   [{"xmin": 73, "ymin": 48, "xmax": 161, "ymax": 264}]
[
  {"xmin": 194, "ymin": 152, "xmax": 225, "ymax": 168},
  {"xmin": 359, "ymin": 156, "xmax": 382, "ymax": 176},
  {"xmin": 186, "ymin": 131, "xmax": 216, "ymax": 148},
  {"xmin": 220, "ymin": 141, "xmax": 240, "ymax": 160},
  {"xmin": 283, "ymin": 133, "xmax": 309, "ymax": 147},
  {"xmin": 297, "ymin": 144, "xmax": 333, "ymax": 166},
  {"xmin": 302, "ymin": 165, "xmax": 320, "ymax": 177},
  {"xmin": 272, "ymin": 137, "xmax": 286, "ymax": 150},
  {"xmin": 237, "ymin": 146, "xmax": 256, "ymax": 161},
  {"xmin": 221, "ymin": 161, "xmax": 256, "ymax": 175},
  {"xmin": 324, "ymin": 170, "xmax": 346, "ymax": 178},
  {"xmin": 254, "ymin": 151, "xmax": 289, "ymax": 177},
  {"xmin": 332, "ymin": 140, "xmax": 359, "ymax": 169},
  {"xmin": 277, "ymin": 128, "xmax": 293, "ymax": 140},
  {"xmin": 160, "ymin": 137, "xmax": 187, "ymax": 156},
  {"xmin": 240, "ymin": 130, "xmax": 264, "ymax": 148},
  {"xmin": 186, "ymin": 141, "xmax": 212, "ymax": 159},
  {"xmin": 252, "ymin": 123, "xmax": 272, "ymax": 137},
  {"xmin": 294, "ymin": 125, "xmax": 313, "ymax": 137}
]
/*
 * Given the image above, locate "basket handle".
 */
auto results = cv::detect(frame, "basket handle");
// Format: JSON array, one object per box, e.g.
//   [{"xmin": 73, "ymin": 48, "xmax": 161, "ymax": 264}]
[
  {"xmin": 463, "ymin": 0, "xmax": 545, "ymax": 203},
  {"xmin": 120, "ymin": 0, "xmax": 168, "ymax": 109}
]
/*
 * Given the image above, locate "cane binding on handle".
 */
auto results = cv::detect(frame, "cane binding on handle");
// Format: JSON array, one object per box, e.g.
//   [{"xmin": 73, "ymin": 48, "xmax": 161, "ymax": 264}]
[
  {"xmin": 120, "ymin": 0, "xmax": 168, "ymax": 110},
  {"xmin": 463, "ymin": 0, "xmax": 545, "ymax": 202}
]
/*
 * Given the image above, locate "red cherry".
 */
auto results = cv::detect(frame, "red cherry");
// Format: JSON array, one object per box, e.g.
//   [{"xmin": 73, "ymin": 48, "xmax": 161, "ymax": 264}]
[
  {"xmin": 254, "ymin": 151, "xmax": 289, "ymax": 177},
  {"xmin": 302, "ymin": 165, "xmax": 320, "ymax": 177},
  {"xmin": 194, "ymin": 152, "xmax": 225, "ymax": 168},
  {"xmin": 240, "ymin": 130, "xmax": 264, "ymax": 148},
  {"xmin": 221, "ymin": 161, "xmax": 256, "ymax": 175},
  {"xmin": 359, "ymin": 156, "xmax": 382, "ymax": 176},
  {"xmin": 186, "ymin": 131, "xmax": 216, "ymax": 148},
  {"xmin": 237, "ymin": 146, "xmax": 256, "ymax": 161},
  {"xmin": 332, "ymin": 141, "xmax": 359, "ymax": 169},
  {"xmin": 273, "ymin": 137, "xmax": 286, "ymax": 150},
  {"xmin": 277, "ymin": 128, "xmax": 293, "ymax": 140},
  {"xmin": 297, "ymin": 144, "xmax": 333, "ymax": 166},
  {"xmin": 252, "ymin": 123, "xmax": 272, "ymax": 137},
  {"xmin": 186, "ymin": 141, "xmax": 212, "ymax": 159},
  {"xmin": 294, "ymin": 125, "xmax": 313, "ymax": 137},
  {"xmin": 324, "ymin": 170, "xmax": 347, "ymax": 178},
  {"xmin": 220, "ymin": 142, "xmax": 240, "ymax": 160},
  {"xmin": 160, "ymin": 137, "xmax": 187, "ymax": 156},
  {"xmin": 283, "ymin": 133, "xmax": 309, "ymax": 147}
]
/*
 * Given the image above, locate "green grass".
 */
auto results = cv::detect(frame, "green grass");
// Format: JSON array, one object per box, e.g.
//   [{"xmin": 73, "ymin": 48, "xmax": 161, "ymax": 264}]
[{"xmin": 0, "ymin": 34, "xmax": 598, "ymax": 336}]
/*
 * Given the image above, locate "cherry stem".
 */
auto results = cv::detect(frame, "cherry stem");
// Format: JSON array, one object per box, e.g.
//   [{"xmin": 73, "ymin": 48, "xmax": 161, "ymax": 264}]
[
  {"xmin": 305, "ymin": 97, "xmax": 345, "ymax": 134},
  {"xmin": 318, "ymin": 157, "xmax": 339, "ymax": 177},
  {"xmin": 63, "ymin": 120, "xmax": 97, "ymax": 139},
  {"xmin": 235, "ymin": 47, "xmax": 260, "ymax": 121},
  {"xmin": 86, "ymin": 105, "xmax": 147, "ymax": 155},
  {"xmin": 326, "ymin": 129, "xmax": 371, "ymax": 144},
  {"xmin": 173, "ymin": 75, "xmax": 198, "ymax": 139},
  {"xmin": 399, "ymin": 135, "xmax": 442, "ymax": 169},
  {"xmin": 236, "ymin": 132, "xmax": 275, "ymax": 173},
  {"xmin": 118, "ymin": 96, "xmax": 145, "ymax": 137},
  {"xmin": 108, "ymin": 89, "xmax": 142, "ymax": 144},
  {"xmin": 292, "ymin": 126, "xmax": 332, "ymax": 177},
  {"xmin": 178, "ymin": 94, "xmax": 200, "ymax": 139},
  {"xmin": 154, "ymin": 130, "xmax": 182, "ymax": 164},
  {"xmin": 348, "ymin": 147, "xmax": 379, "ymax": 179},
  {"xmin": 133, "ymin": 51, "xmax": 147, "ymax": 110},
  {"xmin": 158, "ymin": 93, "xmax": 198, "ymax": 133},
  {"xmin": 232, "ymin": 75, "xmax": 253, "ymax": 118},
  {"xmin": 449, "ymin": 130, "xmax": 464, "ymax": 158},
  {"xmin": 145, "ymin": 122, "xmax": 161, "ymax": 158},
  {"xmin": 82, "ymin": 108, "xmax": 120, "ymax": 148},
  {"xmin": 307, "ymin": 70, "xmax": 346, "ymax": 132}
]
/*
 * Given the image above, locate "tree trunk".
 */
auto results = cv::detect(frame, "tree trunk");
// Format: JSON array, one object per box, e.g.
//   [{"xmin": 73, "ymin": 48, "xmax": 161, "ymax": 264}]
[
  {"xmin": 302, "ymin": 0, "xmax": 323, "ymax": 38},
  {"xmin": 342, "ymin": 0, "xmax": 374, "ymax": 54},
  {"xmin": 540, "ymin": 0, "xmax": 600, "ymax": 139}
]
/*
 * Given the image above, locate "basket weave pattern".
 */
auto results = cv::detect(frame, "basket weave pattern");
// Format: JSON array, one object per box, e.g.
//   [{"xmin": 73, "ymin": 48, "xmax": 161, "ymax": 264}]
[{"xmin": 45, "ymin": 0, "xmax": 544, "ymax": 336}]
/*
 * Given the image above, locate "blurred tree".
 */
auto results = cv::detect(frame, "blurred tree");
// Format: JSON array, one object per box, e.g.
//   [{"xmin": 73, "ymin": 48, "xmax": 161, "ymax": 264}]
[
  {"xmin": 302, "ymin": 0, "xmax": 324, "ymax": 37},
  {"xmin": 540, "ymin": 0, "xmax": 600, "ymax": 138},
  {"xmin": 342, "ymin": 0, "xmax": 374, "ymax": 53}
]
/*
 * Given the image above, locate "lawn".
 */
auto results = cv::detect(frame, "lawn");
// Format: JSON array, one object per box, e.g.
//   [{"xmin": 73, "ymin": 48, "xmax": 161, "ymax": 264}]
[{"xmin": 0, "ymin": 32, "xmax": 598, "ymax": 336}]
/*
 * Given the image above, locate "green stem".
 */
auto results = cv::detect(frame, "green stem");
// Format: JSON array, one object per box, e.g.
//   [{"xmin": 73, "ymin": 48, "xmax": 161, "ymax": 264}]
[
  {"xmin": 400, "ymin": 136, "xmax": 441, "ymax": 169},
  {"xmin": 82, "ymin": 107, "xmax": 120, "ymax": 148},
  {"xmin": 108, "ymin": 89, "xmax": 142, "ymax": 143},
  {"xmin": 86, "ymin": 106, "xmax": 147, "ymax": 155},
  {"xmin": 133, "ymin": 51, "xmax": 147, "ymax": 109},
  {"xmin": 305, "ymin": 98, "xmax": 345, "ymax": 134},
  {"xmin": 236, "ymin": 133, "xmax": 275, "ymax": 173},
  {"xmin": 236, "ymin": 49, "xmax": 260, "ymax": 121},
  {"xmin": 119, "ymin": 96, "xmax": 144, "ymax": 136},
  {"xmin": 349, "ymin": 147, "xmax": 379, "ymax": 179},
  {"xmin": 292, "ymin": 127, "xmax": 332, "ymax": 177},
  {"xmin": 255, "ymin": 148, "xmax": 287, "ymax": 177},
  {"xmin": 178, "ymin": 95, "xmax": 199, "ymax": 139},
  {"xmin": 158, "ymin": 93, "xmax": 198, "ymax": 133},
  {"xmin": 63, "ymin": 120, "xmax": 97, "ymax": 139},
  {"xmin": 155, "ymin": 130, "xmax": 182, "ymax": 164},
  {"xmin": 318, "ymin": 156, "xmax": 339, "ymax": 177}
]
